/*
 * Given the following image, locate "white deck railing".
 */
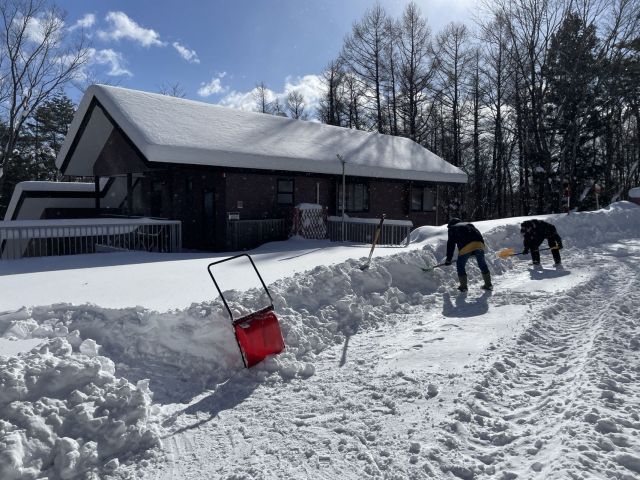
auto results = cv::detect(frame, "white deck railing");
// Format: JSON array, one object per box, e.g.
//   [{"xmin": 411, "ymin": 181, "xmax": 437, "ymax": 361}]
[
  {"xmin": 327, "ymin": 216, "xmax": 412, "ymax": 246},
  {"xmin": 0, "ymin": 218, "xmax": 182, "ymax": 260}
]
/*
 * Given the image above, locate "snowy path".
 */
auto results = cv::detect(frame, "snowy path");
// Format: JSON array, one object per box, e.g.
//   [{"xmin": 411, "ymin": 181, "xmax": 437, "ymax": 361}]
[
  {"xmin": 440, "ymin": 240, "xmax": 640, "ymax": 479},
  {"xmin": 139, "ymin": 240, "xmax": 640, "ymax": 479}
]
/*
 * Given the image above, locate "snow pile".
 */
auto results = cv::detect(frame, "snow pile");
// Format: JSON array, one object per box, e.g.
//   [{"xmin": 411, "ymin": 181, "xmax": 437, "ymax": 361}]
[
  {"xmin": 230, "ymin": 203, "xmax": 640, "ymax": 377},
  {"xmin": 9, "ymin": 203, "xmax": 640, "ymax": 388},
  {"xmin": 0, "ymin": 311, "xmax": 159, "ymax": 479},
  {"xmin": 27, "ymin": 303, "xmax": 244, "ymax": 384}
]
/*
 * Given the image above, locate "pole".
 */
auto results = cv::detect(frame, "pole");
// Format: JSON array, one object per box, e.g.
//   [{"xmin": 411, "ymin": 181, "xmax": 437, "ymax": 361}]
[
  {"xmin": 435, "ymin": 185, "xmax": 439, "ymax": 225},
  {"xmin": 94, "ymin": 176, "xmax": 100, "ymax": 212},
  {"xmin": 126, "ymin": 173, "xmax": 133, "ymax": 217},
  {"xmin": 337, "ymin": 154, "xmax": 346, "ymax": 242}
]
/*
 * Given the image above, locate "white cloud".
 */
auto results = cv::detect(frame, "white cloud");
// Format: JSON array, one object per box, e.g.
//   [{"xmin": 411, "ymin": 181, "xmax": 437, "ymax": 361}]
[
  {"xmin": 23, "ymin": 15, "xmax": 59, "ymax": 44},
  {"xmin": 69, "ymin": 13, "xmax": 96, "ymax": 31},
  {"xmin": 24, "ymin": 16, "xmax": 45, "ymax": 43},
  {"xmin": 283, "ymin": 75, "xmax": 325, "ymax": 110},
  {"xmin": 218, "ymin": 74, "xmax": 325, "ymax": 115},
  {"xmin": 97, "ymin": 11, "xmax": 164, "ymax": 47},
  {"xmin": 218, "ymin": 89, "xmax": 266, "ymax": 111},
  {"xmin": 88, "ymin": 48, "xmax": 132, "ymax": 76},
  {"xmin": 172, "ymin": 42, "xmax": 200, "ymax": 64},
  {"xmin": 198, "ymin": 73, "xmax": 227, "ymax": 97}
]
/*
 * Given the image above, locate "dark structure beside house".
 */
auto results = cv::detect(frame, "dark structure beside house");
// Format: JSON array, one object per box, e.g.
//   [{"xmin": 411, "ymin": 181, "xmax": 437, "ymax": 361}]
[{"xmin": 5, "ymin": 85, "xmax": 467, "ymax": 251}]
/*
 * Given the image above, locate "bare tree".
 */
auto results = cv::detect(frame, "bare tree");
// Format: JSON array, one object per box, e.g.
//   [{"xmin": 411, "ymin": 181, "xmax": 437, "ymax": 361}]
[
  {"xmin": 0, "ymin": 0, "xmax": 89, "ymax": 206},
  {"xmin": 317, "ymin": 59, "xmax": 344, "ymax": 125},
  {"xmin": 396, "ymin": 2, "xmax": 435, "ymax": 142},
  {"xmin": 478, "ymin": 11, "xmax": 513, "ymax": 217},
  {"xmin": 158, "ymin": 81, "xmax": 186, "ymax": 98},
  {"xmin": 270, "ymin": 97, "xmax": 287, "ymax": 117},
  {"xmin": 342, "ymin": 71, "xmax": 364, "ymax": 129},
  {"xmin": 341, "ymin": 3, "xmax": 390, "ymax": 133},
  {"xmin": 494, "ymin": 0, "xmax": 565, "ymax": 213},
  {"xmin": 285, "ymin": 90, "xmax": 308, "ymax": 120},
  {"xmin": 253, "ymin": 81, "xmax": 271, "ymax": 114},
  {"xmin": 434, "ymin": 22, "xmax": 474, "ymax": 168}
]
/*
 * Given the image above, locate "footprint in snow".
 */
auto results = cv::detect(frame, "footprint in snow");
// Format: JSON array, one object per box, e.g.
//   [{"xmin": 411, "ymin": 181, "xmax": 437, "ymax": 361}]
[{"xmin": 425, "ymin": 337, "xmax": 445, "ymax": 343}]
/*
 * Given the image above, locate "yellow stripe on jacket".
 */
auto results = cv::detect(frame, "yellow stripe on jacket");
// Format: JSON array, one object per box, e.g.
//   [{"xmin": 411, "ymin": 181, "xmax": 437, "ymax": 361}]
[{"xmin": 459, "ymin": 241, "xmax": 485, "ymax": 256}]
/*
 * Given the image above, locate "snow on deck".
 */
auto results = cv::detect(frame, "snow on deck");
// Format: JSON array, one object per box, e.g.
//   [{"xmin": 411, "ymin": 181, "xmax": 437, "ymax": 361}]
[{"xmin": 0, "ymin": 217, "xmax": 177, "ymax": 228}]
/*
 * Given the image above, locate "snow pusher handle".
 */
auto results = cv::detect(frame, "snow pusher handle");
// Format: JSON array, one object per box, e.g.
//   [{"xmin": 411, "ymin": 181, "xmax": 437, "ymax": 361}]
[
  {"xmin": 207, "ymin": 254, "xmax": 284, "ymax": 368},
  {"xmin": 207, "ymin": 253, "xmax": 274, "ymax": 322},
  {"xmin": 497, "ymin": 246, "xmax": 559, "ymax": 259}
]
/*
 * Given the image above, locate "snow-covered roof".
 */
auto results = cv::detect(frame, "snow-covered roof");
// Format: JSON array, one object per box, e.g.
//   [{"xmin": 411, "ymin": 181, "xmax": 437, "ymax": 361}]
[
  {"xmin": 57, "ymin": 85, "xmax": 467, "ymax": 183},
  {"xmin": 629, "ymin": 187, "xmax": 640, "ymax": 199}
]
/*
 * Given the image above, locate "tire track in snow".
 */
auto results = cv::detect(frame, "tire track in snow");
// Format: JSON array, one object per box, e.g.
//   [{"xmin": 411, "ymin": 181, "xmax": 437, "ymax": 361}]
[{"xmin": 436, "ymin": 241, "xmax": 640, "ymax": 479}]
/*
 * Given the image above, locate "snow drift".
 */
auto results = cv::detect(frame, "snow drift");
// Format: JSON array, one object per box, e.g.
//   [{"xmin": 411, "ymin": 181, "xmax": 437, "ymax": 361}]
[{"xmin": 0, "ymin": 310, "xmax": 159, "ymax": 479}]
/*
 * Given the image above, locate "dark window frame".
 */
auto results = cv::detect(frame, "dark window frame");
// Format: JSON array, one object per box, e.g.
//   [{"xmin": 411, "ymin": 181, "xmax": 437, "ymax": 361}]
[
  {"xmin": 277, "ymin": 178, "xmax": 294, "ymax": 206},
  {"xmin": 410, "ymin": 185, "xmax": 435, "ymax": 212},
  {"xmin": 337, "ymin": 181, "xmax": 370, "ymax": 213}
]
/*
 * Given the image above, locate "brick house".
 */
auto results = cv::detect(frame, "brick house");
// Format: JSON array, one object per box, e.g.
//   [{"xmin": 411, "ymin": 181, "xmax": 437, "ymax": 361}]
[{"xmin": 5, "ymin": 85, "xmax": 467, "ymax": 251}]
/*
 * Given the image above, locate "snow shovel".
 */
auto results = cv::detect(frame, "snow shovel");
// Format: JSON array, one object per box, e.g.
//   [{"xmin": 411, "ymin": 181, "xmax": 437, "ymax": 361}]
[
  {"xmin": 360, "ymin": 214, "xmax": 386, "ymax": 270},
  {"xmin": 421, "ymin": 261, "xmax": 448, "ymax": 272},
  {"xmin": 207, "ymin": 254, "xmax": 285, "ymax": 368},
  {"xmin": 497, "ymin": 246, "xmax": 557, "ymax": 259}
]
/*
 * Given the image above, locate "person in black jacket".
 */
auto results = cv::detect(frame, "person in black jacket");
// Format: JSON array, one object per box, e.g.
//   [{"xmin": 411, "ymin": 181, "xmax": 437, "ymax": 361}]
[
  {"xmin": 520, "ymin": 219, "xmax": 563, "ymax": 266},
  {"xmin": 445, "ymin": 218, "xmax": 492, "ymax": 292}
]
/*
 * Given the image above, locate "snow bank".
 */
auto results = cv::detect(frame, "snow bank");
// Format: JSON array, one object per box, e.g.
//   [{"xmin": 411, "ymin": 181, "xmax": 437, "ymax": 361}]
[
  {"xmin": 0, "ymin": 311, "xmax": 159, "ymax": 479},
  {"xmin": 10, "ymin": 203, "xmax": 640, "ymax": 387}
]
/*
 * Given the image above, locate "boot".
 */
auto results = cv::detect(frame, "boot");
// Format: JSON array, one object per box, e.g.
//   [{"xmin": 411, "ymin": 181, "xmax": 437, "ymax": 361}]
[
  {"xmin": 457, "ymin": 275, "xmax": 468, "ymax": 292},
  {"xmin": 481, "ymin": 272, "xmax": 493, "ymax": 290}
]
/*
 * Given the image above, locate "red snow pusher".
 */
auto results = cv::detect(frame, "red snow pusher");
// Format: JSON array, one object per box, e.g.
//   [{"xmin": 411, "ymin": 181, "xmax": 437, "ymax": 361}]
[{"xmin": 207, "ymin": 254, "xmax": 285, "ymax": 368}]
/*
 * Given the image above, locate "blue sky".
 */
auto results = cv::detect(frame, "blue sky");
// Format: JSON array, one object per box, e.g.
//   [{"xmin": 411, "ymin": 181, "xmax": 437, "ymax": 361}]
[{"xmin": 58, "ymin": 0, "xmax": 477, "ymax": 111}]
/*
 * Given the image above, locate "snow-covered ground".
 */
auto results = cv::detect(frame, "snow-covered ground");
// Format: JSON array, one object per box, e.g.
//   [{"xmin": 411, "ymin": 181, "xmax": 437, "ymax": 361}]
[{"xmin": 1, "ymin": 202, "xmax": 639, "ymax": 479}]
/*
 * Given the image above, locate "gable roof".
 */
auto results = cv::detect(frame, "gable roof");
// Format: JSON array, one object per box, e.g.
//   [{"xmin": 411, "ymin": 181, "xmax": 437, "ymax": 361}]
[{"xmin": 57, "ymin": 84, "xmax": 467, "ymax": 183}]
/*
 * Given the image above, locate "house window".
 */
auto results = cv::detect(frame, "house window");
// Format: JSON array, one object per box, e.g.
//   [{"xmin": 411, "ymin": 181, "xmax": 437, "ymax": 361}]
[
  {"xmin": 337, "ymin": 182, "xmax": 369, "ymax": 212},
  {"xmin": 411, "ymin": 186, "xmax": 435, "ymax": 212},
  {"xmin": 277, "ymin": 179, "xmax": 294, "ymax": 205}
]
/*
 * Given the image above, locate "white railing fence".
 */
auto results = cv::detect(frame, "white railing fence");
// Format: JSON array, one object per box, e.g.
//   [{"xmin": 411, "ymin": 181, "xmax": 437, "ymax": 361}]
[
  {"xmin": 327, "ymin": 216, "xmax": 412, "ymax": 246},
  {"xmin": 0, "ymin": 219, "xmax": 182, "ymax": 260},
  {"xmin": 226, "ymin": 218, "xmax": 287, "ymax": 251}
]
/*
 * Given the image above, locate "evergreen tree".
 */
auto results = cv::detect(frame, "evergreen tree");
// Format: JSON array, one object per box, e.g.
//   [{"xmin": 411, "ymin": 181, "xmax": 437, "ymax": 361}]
[
  {"xmin": 544, "ymin": 12, "xmax": 599, "ymax": 208},
  {"xmin": 22, "ymin": 94, "xmax": 76, "ymax": 182}
]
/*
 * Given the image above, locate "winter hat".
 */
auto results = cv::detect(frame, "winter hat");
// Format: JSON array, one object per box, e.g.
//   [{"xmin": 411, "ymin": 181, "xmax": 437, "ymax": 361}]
[{"xmin": 447, "ymin": 218, "xmax": 461, "ymax": 228}]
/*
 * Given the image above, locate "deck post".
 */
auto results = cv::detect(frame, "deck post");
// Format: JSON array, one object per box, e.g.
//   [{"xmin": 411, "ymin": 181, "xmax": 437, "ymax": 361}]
[
  {"xmin": 127, "ymin": 173, "xmax": 133, "ymax": 216},
  {"xmin": 94, "ymin": 176, "xmax": 100, "ymax": 212}
]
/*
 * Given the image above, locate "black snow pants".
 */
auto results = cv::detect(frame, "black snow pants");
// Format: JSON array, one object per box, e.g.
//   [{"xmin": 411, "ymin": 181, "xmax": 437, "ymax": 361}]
[{"xmin": 531, "ymin": 234, "xmax": 562, "ymax": 264}]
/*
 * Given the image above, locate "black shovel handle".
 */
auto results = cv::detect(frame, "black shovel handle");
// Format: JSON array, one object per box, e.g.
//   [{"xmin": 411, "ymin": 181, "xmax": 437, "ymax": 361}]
[
  {"xmin": 517, "ymin": 246, "xmax": 558, "ymax": 256},
  {"xmin": 207, "ymin": 253, "xmax": 273, "ymax": 323}
]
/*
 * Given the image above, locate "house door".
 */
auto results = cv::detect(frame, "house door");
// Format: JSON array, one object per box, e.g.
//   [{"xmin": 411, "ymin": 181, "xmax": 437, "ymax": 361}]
[{"xmin": 203, "ymin": 189, "xmax": 216, "ymax": 249}]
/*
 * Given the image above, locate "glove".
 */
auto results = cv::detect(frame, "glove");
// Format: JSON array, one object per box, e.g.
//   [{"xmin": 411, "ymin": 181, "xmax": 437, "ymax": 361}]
[
  {"xmin": 444, "ymin": 259, "xmax": 452, "ymax": 266},
  {"xmin": 522, "ymin": 248, "xmax": 529, "ymax": 255}
]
